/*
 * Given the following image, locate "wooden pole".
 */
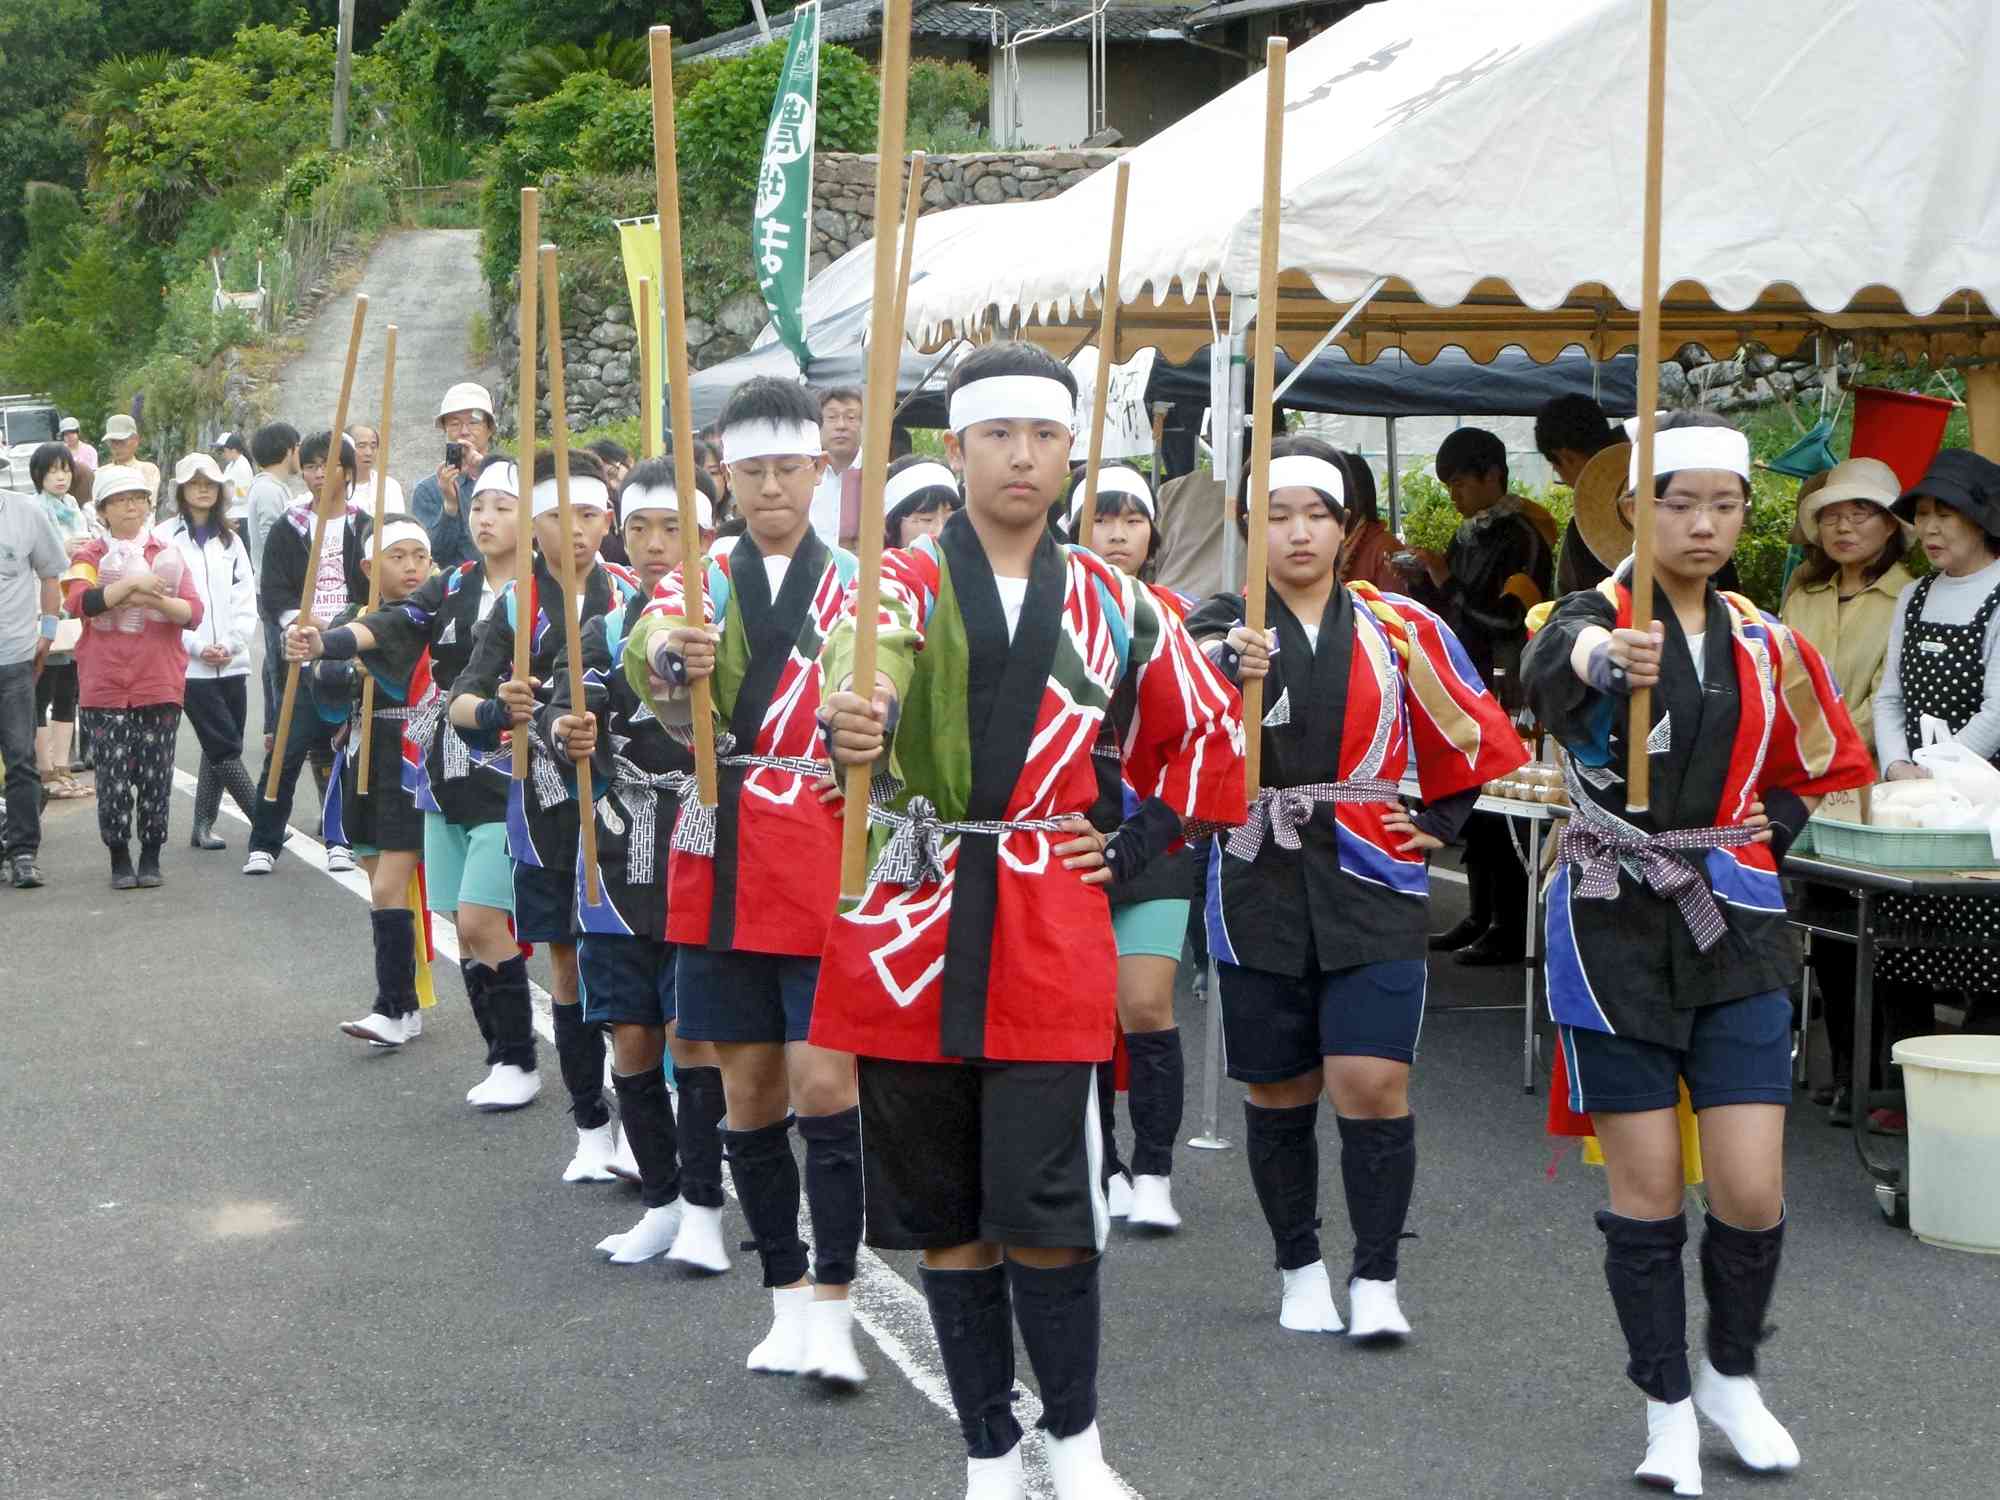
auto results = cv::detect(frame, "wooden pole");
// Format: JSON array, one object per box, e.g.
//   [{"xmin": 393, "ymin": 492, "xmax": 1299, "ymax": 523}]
[
  {"xmin": 890, "ymin": 151, "xmax": 927, "ymax": 347},
  {"xmin": 1075, "ymin": 160, "xmax": 1131, "ymax": 551},
  {"xmin": 267, "ymin": 295, "xmax": 368, "ymax": 798},
  {"xmin": 513, "ymin": 187, "xmax": 540, "ymax": 780},
  {"xmin": 1625, "ymin": 0, "xmax": 1669, "ymax": 812},
  {"xmin": 354, "ymin": 323, "xmax": 398, "ymax": 795},
  {"xmin": 1240, "ymin": 38, "xmax": 1287, "ymax": 803},
  {"xmin": 637, "ymin": 277, "xmax": 656, "ymax": 460},
  {"xmin": 540, "ymin": 244, "xmax": 602, "ymax": 905},
  {"xmin": 840, "ymin": 0, "xmax": 914, "ymax": 901},
  {"xmin": 650, "ymin": 26, "xmax": 720, "ymax": 808}
]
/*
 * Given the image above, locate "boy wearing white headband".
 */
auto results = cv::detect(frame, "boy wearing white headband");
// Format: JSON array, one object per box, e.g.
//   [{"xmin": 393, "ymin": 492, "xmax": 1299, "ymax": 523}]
[
  {"xmin": 448, "ymin": 450, "xmax": 635, "ymax": 1124},
  {"xmin": 285, "ymin": 519, "xmax": 435, "ymax": 1047},
  {"xmin": 814, "ymin": 343, "xmax": 1245, "ymax": 1500},
  {"xmin": 1522, "ymin": 411, "xmax": 1872, "ymax": 1495},
  {"xmin": 1190, "ymin": 432, "xmax": 1527, "ymax": 1349},
  {"xmin": 536, "ymin": 457, "xmax": 732, "ymax": 1268},
  {"xmin": 622, "ymin": 377, "xmax": 867, "ymax": 1385}
]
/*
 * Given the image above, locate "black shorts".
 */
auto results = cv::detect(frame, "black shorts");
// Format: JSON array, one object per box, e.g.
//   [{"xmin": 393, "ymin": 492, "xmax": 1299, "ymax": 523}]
[
  {"xmin": 1561, "ymin": 990, "xmax": 1794, "ymax": 1115},
  {"xmin": 1218, "ymin": 958, "xmax": 1427, "ymax": 1083},
  {"xmin": 858, "ymin": 1057, "xmax": 1106, "ymax": 1252},
  {"xmin": 512, "ymin": 859, "xmax": 577, "ymax": 944},
  {"xmin": 579, "ymin": 934, "xmax": 677, "ymax": 1027},
  {"xmin": 675, "ymin": 948, "xmax": 818, "ymax": 1044}
]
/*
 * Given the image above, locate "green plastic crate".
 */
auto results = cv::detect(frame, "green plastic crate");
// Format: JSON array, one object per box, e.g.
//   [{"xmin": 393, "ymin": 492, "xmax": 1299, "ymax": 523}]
[{"xmin": 1804, "ymin": 815, "xmax": 1999, "ymax": 870}]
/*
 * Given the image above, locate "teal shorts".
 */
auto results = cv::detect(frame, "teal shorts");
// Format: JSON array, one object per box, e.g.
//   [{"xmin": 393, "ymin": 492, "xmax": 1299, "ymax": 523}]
[
  {"xmin": 423, "ymin": 815, "xmax": 516, "ymax": 915},
  {"xmin": 1112, "ymin": 898, "xmax": 1191, "ymax": 961}
]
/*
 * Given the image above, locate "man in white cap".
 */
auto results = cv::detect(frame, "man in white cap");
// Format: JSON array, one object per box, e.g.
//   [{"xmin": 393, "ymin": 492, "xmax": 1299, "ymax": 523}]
[
  {"xmin": 102, "ymin": 415, "xmax": 160, "ymax": 511},
  {"xmin": 409, "ymin": 381, "xmax": 495, "ymax": 570},
  {"xmin": 59, "ymin": 417, "xmax": 98, "ymax": 471}
]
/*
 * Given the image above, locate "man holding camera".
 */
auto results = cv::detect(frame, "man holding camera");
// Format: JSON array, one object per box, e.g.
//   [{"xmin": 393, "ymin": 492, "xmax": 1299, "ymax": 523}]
[{"xmin": 410, "ymin": 382, "xmax": 494, "ymax": 571}]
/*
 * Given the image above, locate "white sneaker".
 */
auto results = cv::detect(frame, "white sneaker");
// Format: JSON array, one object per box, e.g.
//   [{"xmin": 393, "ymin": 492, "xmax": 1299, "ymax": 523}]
[
  {"xmin": 340, "ymin": 1012, "xmax": 405, "ymax": 1047},
  {"xmin": 666, "ymin": 1201, "xmax": 731, "ymax": 1274},
  {"xmin": 965, "ymin": 1442, "xmax": 1027, "ymax": 1500},
  {"xmin": 1044, "ymin": 1422, "xmax": 1122, "ymax": 1500},
  {"xmin": 606, "ymin": 1202, "xmax": 684, "ymax": 1264},
  {"xmin": 803, "ymin": 1296, "xmax": 867, "ymax": 1391},
  {"xmin": 1104, "ymin": 1172, "xmax": 1134, "ymax": 1218},
  {"xmin": 746, "ymin": 1285, "xmax": 816, "ymax": 1374},
  {"xmin": 1693, "ymin": 1360, "xmax": 1800, "ymax": 1473},
  {"xmin": 594, "ymin": 1226, "xmax": 630, "ymax": 1256},
  {"xmin": 1635, "ymin": 1397, "xmax": 1704, "ymax": 1495},
  {"xmin": 325, "ymin": 844, "xmax": 355, "ymax": 873},
  {"xmin": 1346, "ymin": 1277, "xmax": 1412, "ymax": 1343},
  {"xmin": 1126, "ymin": 1173, "xmax": 1181, "ymax": 1231},
  {"xmin": 242, "ymin": 851, "xmax": 275, "ymax": 875},
  {"xmin": 402, "ymin": 1009, "xmax": 423, "ymax": 1040},
  {"xmin": 562, "ymin": 1122, "xmax": 621, "ymax": 1183},
  {"xmin": 466, "ymin": 1063, "xmax": 541, "ymax": 1112},
  {"xmin": 606, "ymin": 1125, "xmax": 641, "ymax": 1183},
  {"xmin": 1278, "ymin": 1259, "xmax": 1344, "ymax": 1333}
]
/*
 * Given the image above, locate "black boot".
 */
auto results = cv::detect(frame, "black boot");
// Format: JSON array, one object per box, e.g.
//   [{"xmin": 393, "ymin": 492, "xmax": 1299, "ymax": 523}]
[
  {"xmin": 217, "ymin": 755, "xmax": 259, "ymax": 825},
  {"xmin": 611, "ymin": 1067, "xmax": 682, "ymax": 1209},
  {"xmin": 460, "ymin": 959, "xmax": 500, "ymax": 1064},
  {"xmin": 674, "ymin": 1065, "xmax": 727, "ymax": 1210},
  {"xmin": 720, "ymin": 1115, "xmax": 808, "ymax": 1287},
  {"xmin": 1006, "ymin": 1255, "xmax": 1101, "ymax": 1440},
  {"xmin": 483, "ymin": 955, "xmax": 538, "ymax": 1071},
  {"xmin": 552, "ymin": 1000, "xmax": 611, "ymax": 1130},
  {"xmin": 109, "ymin": 842, "xmax": 136, "ymax": 891},
  {"xmin": 797, "ymin": 1106, "xmax": 864, "ymax": 1288},
  {"xmin": 1597, "ymin": 1209, "xmax": 1691, "ymax": 1403},
  {"xmin": 135, "ymin": 844, "xmax": 164, "ymax": 888},
  {"xmin": 1125, "ymin": 1027, "xmax": 1184, "ymax": 1179},
  {"xmin": 1244, "ymin": 1098, "xmax": 1323, "ymax": 1270},
  {"xmin": 1338, "ymin": 1113, "xmax": 1416, "ymax": 1283},
  {"xmin": 920, "ymin": 1262, "xmax": 1024, "ymax": 1460},
  {"xmin": 190, "ymin": 762, "xmax": 226, "ymax": 849},
  {"xmin": 1700, "ymin": 1211, "xmax": 1784, "ymax": 1377},
  {"xmin": 370, "ymin": 907, "xmax": 419, "ymax": 1019},
  {"xmin": 1095, "ymin": 1058, "xmax": 1126, "ymax": 1188},
  {"xmin": 1427, "ymin": 913, "xmax": 1486, "ymax": 952}
]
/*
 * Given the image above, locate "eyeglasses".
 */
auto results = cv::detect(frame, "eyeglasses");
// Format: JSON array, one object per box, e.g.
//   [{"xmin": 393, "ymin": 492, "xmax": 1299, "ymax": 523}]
[
  {"xmin": 1656, "ymin": 498, "xmax": 1744, "ymax": 521},
  {"xmin": 1816, "ymin": 502, "xmax": 1887, "ymax": 531}
]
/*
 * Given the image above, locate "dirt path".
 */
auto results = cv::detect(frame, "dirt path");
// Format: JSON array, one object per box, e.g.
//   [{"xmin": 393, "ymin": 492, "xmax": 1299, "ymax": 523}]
[{"xmin": 273, "ymin": 228, "xmax": 496, "ymax": 490}]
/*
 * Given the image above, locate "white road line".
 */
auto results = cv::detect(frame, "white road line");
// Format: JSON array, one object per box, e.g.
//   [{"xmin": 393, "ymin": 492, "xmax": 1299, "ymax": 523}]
[{"xmin": 172, "ymin": 768, "xmax": 1142, "ymax": 1499}]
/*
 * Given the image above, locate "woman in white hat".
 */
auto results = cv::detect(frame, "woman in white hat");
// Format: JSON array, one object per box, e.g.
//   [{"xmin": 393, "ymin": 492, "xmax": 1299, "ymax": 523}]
[
  {"xmin": 410, "ymin": 381, "xmax": 495, "ymax": 571},
  {"xmin": 156, "ymin": 451, "xmax": 259, "ymax": 851}
]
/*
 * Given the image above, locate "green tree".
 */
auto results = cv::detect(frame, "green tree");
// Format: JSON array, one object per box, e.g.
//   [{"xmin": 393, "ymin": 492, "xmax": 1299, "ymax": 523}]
[
  {"xmin": 487, "ymin": 35, "xmax": 650, "ymax": 115},
  {"xmin": 678, "ymin": 40, "xmax": 877, "ymax": 218},
  {"xmin": 0, "ymin": 0, "xmax": 102, "ymax": 283}
]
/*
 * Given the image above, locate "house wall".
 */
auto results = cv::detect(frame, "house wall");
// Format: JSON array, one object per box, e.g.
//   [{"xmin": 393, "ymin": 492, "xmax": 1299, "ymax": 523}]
[
  {"xmin": 1004, "ymin": 44, "xmax": 1092, "ymax": 146},
  {"xmin": 1102, "ymin": 42, "xmax": 1231, "ymax": 141}
]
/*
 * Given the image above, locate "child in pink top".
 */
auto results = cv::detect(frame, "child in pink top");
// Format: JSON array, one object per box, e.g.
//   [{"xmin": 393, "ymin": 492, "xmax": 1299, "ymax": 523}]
[{"xmin": 62, "ymin": 465, "xmax": 203, "ymax": 889}]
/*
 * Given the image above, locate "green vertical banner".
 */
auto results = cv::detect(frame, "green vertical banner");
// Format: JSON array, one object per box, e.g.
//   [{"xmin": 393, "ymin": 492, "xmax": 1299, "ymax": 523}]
[{"xmin": 753, "ymin": 1, "xmax": 820, "ymax": 370}]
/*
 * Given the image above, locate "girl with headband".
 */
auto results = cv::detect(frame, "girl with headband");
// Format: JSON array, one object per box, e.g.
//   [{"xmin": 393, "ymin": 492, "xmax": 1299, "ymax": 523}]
[
  {"xmin": 884, "ymin": 454, "xmax": 962, "ymax": 547},
  {"xmin": 1187, "ymin": 432, "xmax": 1527, "ymax": 1347},
  {"xmin": 814, "ymin": 342, "xmax": 1244, "ymax": 1500},
  {"xmin": 1522, "ymin": 410, "xmax": 1871, "ymax": 1495},
  {"xmin": 622, "ymin": 376, "xmax": 867, "ymax": 1392}
]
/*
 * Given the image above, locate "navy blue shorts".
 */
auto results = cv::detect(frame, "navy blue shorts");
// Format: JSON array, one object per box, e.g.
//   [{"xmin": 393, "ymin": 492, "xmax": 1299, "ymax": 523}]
[
  {"xmin": 511, "ymin": 860, "xmax": 576, "ymax": 945},
  {"xmin": 1218, "ymin": 958, "xmax": 1427, "ymax": 1082},
  {"xmin": 579, "ymin": 934, "xmax": 677, "ymax": 1028},
  {"xmin": 1560, "ymin": 990, "xmax": 1794, "ymax": 1115},
  {"xmin": 675, "ymin": 947, "xmax": 819, "ymax": 1045}
]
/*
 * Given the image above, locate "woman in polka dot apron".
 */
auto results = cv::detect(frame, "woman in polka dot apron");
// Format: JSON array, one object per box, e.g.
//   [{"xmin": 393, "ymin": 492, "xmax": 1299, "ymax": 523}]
[{"xmin": 1872, "ymin": 450, "xmax": 2000, "ymax": 1074}]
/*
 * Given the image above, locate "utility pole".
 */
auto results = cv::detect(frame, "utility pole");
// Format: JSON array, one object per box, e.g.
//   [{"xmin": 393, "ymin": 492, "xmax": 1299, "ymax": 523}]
[{"xmin": 331, "ymin": 0, "xmax": 355, "ymax": 151}]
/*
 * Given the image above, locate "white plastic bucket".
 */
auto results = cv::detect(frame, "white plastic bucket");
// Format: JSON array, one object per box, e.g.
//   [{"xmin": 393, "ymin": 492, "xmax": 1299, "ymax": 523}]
[{"xmin": 1892, "ymin": 1034, "xmax": 2000, "ymax": 1254}]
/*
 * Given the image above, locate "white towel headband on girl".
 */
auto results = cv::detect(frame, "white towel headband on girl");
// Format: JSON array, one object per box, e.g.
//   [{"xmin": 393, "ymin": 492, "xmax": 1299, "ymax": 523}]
[
  {"xmin": 1067, "ymin": 466, "xmax": 1155, "ymax": 528},
  {"xmin": 948, "ymin": 376, "xmax": 1076, "ymax": 434},
  {"xmin": 472, "ymin": 461, "xmax": 520, "ymax": 500},
  {"xmin": 530, "ymin": 474, "xmax": 612, "ymax": 518},
  {"xmin": 720, "ymin": 419, "xmax": 822, "ymax": 465},
  {"xmin": 1631, "ymin": 427, "xmax": 1751, "ymax": 490},
  {"xmin": 1267, "ymin": 454, "xmax": 1347, "ymax": 505},
  {"xmin": 885, "ymin": 462, "xmax": 958, "ymax": 511}
]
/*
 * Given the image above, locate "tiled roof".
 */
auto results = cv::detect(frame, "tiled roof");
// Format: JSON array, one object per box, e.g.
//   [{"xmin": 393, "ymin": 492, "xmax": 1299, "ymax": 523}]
[{"xmin": 680, "ymin": 1, "xmax": 1201, "ymax": 62}]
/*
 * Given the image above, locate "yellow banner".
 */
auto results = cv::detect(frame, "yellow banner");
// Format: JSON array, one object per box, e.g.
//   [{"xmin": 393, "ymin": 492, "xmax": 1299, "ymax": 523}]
[{"xmin": 616, "ymin": 217, "xmax": 665, "ymax": 456}]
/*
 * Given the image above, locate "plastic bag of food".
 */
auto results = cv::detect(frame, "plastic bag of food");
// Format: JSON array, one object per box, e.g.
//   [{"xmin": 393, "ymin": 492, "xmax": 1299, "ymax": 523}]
[{"xmin": 1871, "ymin": 781, "xmax": 1979, "ymax": 830}]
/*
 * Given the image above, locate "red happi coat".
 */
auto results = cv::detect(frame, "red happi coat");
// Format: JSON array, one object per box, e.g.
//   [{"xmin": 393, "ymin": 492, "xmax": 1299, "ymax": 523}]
[
  {"xmin": 809, "ymin": 517, "xmax": 1245, "ymax": 1065},
  {"xmin": 624, "ymin": 532, "xmax": 854, "ymax": 957}
]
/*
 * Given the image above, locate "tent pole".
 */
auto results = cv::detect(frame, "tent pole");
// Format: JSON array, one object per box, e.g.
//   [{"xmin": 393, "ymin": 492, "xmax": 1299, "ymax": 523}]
[
  {"xmin": 1270, "ymin": 276, "xmax": 1388, "ymax": 407},
  {"xmin": 1385, "ymin": 416, "xmax": 1400, "ymax": 534}
]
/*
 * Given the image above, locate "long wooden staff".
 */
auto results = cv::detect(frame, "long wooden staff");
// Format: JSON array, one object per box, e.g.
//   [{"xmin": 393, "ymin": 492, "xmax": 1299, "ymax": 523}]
[
  {"xmin": 1241, "ymin": 38, "xmax": 1287, "ymax": 803},
  {"xmin": 540, "ymin": 243, "xmax": 602, "ymax": 905},
  {"xmin": 637, "ymin": 277, "xmax": 656, "ymax": 459},
  {"xmin": 513, "ymin": 187, "xmax": 540, "ymax": 780},
  {"xmin": 650, "ymin": 26, "xmax": 720, "ymax": 808},
  {"xmin": 890, "ymin": 151, "xmax": 926, "ymax": 346},
  {"xmin": 840, "ymin": 0, "xmax": 914, "ymax": 901},
  {"xmin": 267, "ymin": 294, "xmax": 368, "ymax": 797},
  {"xmin": 354, "ymin": 323, "xmax": 398, "ymax": 794},
  {"xmin": 1625, "ymin": 0, "xmax": 1668, "ymax": 812},
  {"xmin": 1075, "ymin": 160, "xmax": 1131, "ymax": 551}
]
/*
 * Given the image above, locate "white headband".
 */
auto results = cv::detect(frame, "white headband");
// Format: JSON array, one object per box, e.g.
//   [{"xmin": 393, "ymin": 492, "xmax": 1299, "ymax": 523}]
[
  {"xmin": 885, "ymin": 462, "xmax": 958, "ymax": 512},
  {"xmin": 371, "ymin": 518, "xmax": 431, "ymax": 558},
  {"xmin": 1632, "ymin": 427, "xmax": 1752, "ymax": 491},
  {"xmin": 621, "ymin": 481, "xmax": 713, "ymax": 530},
  {"xmin": 948, "ymin": 376, "xmax": 1076, "ymax": 434},
  {"xmin": 1067, "ymin": 466, "xmax": 1155, "ymax": 528},
  {"xmin": 1267, "ymin": 455, "xmax": 1347, "ymax": 506},
  {"xmin": 472, "ymin": 461, "xmax": 521, "ymax": 500},
  {"xmin": 530, "ymin": 474, "xmax": 612, "ymax": 518},
  {"xmin": 720, "ymin": 418, "xmax": 822, "ymax": 465}
]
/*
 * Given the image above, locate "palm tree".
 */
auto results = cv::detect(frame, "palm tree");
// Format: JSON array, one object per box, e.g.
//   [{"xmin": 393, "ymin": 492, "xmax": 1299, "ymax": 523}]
[
  {"xmin": 487, "ymin": 35, "xmax": 650, "ymax": 116},
  {"xmin": 68, "ymin": 52, "xmax": 192, "ymax": 170}
]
